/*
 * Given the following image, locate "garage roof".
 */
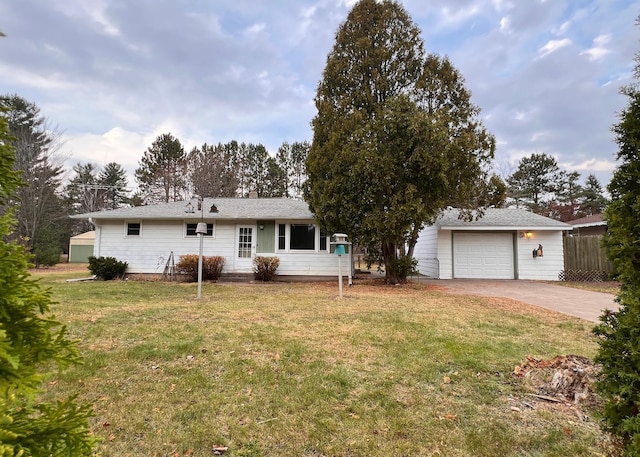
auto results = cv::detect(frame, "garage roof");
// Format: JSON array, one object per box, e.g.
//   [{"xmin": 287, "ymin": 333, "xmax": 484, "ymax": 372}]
[{"xmin": 436, "ymin": 208, "xmax": 571, "ymax": 231}]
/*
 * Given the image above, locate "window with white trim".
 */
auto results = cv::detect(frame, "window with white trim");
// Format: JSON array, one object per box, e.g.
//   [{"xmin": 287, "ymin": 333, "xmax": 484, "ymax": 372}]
[
  {"xmin": 126, "ymin": 222, "xmax": 141, "ymax": 237},
  {"xmin": 185, "ymin": 222, "xmax": 214, "ymax": 237},
  {"xmin": 276, "ymin": 223, "xmax": 330, "ymax": 252}
]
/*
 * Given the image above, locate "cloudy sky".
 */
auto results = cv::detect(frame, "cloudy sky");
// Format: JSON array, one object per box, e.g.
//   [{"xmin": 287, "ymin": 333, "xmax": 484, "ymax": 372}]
[{"xmin": 1, "ymin": 0, "xmax": 638, "ymax": 189}]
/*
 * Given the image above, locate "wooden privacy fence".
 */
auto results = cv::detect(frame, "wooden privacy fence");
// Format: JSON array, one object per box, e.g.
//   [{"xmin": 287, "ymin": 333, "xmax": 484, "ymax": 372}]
[{"xmin": 561, "ymin": 236, "xmax": 613, "ymax": 281}]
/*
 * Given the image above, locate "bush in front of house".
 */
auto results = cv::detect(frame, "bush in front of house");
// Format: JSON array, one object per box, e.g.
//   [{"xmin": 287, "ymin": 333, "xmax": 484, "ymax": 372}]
[
  {"xmin": 387, "ymin": 255, "xmax": 418, "ymax": 283},
  {"xmin": 88, "ymin": 256, "xmax": 128, "ymax": 280},
  {"xmin": 177, "ymin": 255, "xmax": 225, "ymax": 282},
  {"xmin": 253, "ymin": 256, "xmax": 280, "ymax": 282}
]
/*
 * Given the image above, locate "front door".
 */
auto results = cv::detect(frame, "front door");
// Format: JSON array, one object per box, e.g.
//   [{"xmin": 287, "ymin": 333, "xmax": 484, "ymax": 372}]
[{"xmin": 236, "ymin": 225, "xmax": 255, "ymax": 272}]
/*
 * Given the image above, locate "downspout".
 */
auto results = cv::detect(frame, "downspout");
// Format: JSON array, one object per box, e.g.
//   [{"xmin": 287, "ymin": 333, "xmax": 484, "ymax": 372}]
[{"xmin": 90, "ymin": 218, "xmax": 101, "ymax": 258}]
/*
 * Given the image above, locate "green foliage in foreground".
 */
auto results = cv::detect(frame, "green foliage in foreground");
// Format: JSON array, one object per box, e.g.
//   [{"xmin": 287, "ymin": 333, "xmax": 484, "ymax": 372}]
[
  {"xmin": 36, "ymin": 269, "xmax": 610, "ymax": 456},
  {"xmin": 594, "ymin": 48, "xmax": 640, "ymax": 456},
  {"xmin": 0, "ymin": 114, "xmax": 96, "ymax": 456}
]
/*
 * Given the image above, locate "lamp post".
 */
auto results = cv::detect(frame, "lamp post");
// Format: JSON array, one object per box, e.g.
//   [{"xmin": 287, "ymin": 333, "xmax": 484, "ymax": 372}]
[
  {"xmin": 196, "ymin": 222, "xmax": 207, "ymax": 299},
  {"xmin": 194, "ymin": 195, "xmax": 206, "ymax": 299}
]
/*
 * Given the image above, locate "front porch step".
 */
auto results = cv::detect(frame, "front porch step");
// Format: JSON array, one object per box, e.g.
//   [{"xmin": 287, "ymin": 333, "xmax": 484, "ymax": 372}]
[{"xmin": 218, "ymin": 273, "xmax": 254, "ymax": 282}]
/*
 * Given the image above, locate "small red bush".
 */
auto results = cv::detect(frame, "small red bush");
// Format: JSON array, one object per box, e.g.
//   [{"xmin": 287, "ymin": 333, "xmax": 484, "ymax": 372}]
[{"xmin": 177, "ymin": 255, "xmax": 225, "ymax": 282}]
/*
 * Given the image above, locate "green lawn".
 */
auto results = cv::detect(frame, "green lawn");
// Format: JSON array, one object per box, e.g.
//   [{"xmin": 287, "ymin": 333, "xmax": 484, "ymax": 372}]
[{"xmin": 33, "ymin": 267, "xmax": 612, "ymax": 456}]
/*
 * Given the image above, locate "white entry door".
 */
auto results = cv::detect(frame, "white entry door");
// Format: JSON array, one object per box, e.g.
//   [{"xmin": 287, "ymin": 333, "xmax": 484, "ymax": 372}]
[{"xmin": 235, "ymin": 225, "xmax": 255, "ymax": 271}]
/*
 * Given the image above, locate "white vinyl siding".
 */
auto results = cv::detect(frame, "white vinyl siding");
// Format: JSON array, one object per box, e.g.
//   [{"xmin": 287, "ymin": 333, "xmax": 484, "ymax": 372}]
[
  {"xmin": 97, "ymin": 219, "xmax": 235, "ymax": 274},
  {"xmin": 94, "ymin": 218, "xmax": 339, "ymax": 276},
  {"xmin": 516, "ymin": 231, "xmax": 565, "ymax": 280},
  {"xmin": 415, "ymin": 225, "xmax": 439, "ymax": 278}
]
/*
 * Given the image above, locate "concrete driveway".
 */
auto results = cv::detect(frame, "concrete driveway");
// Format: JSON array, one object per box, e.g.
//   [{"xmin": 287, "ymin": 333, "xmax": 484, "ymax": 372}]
[{"xmin": 420, "ymin": 279, "xmax": 618, "ymax": 323}]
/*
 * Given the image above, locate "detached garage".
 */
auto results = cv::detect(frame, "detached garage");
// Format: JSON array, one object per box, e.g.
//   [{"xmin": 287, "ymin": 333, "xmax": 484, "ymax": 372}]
[
  {"xmin": 414, "ymin": 208, "xmax": 570, "ymax": 280},
  {"xmin": 68, "ymin": 230, "xmax": 95, "ymax": 263}
]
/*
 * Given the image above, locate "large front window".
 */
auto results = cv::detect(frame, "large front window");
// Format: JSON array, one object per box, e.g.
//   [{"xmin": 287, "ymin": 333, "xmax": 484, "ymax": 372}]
[
  {"xmin": 276, "ymin": 223, "xmax": 329, "ymax": 252},
  {"xmin": 290, "ymin": 224, "xmax": 315, "ymax": 250}
]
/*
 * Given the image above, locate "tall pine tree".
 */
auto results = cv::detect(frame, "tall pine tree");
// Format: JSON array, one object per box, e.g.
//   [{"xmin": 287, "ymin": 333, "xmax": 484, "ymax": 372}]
[
  {"xmin": 593, "ymin": 23, "xmax": 640, "ymax": 456},
  {"xmin": 135, "ymin": 133, "xmax": 187, "ymax": 204},
  {"xmin": 306, "ymin": 0, "xmax": 496, "ymax": 283}
]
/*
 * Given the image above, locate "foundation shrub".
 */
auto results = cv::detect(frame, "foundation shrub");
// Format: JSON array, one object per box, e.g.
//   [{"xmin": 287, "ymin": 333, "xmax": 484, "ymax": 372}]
[
  {"xmin": 88, "ymin": 256, "xmax": 128, "ymax": 280},
  {"xmin": 253, "ymin": 256, "xmax": 279, "ymax": 281},
  {"xmin": 177, "ymin": 254, "xmax": 225, "ymax": 281}
]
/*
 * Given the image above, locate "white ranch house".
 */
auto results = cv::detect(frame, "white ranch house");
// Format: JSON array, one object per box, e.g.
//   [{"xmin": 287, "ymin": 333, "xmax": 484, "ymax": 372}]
[
  {"xmin": 72, "ymin": 198, "xmax": 339, "ymax": 277},
  {"xmin": 73, "ymin": 199, "xmax": 570, "ymax": 280},
  {"xmin": 414, "ymin": 208, "xmax": 571, "ymax": 280}
]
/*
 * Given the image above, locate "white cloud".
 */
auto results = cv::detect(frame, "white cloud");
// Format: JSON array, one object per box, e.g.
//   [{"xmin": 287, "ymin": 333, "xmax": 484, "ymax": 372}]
[
  {"xmin": 499, "ymin": 16, "xmax": 511, "ymax": 33},
  {"xmin": 52, "ymin": 0, "xmax": 120, "ymax": 37},
  {"xmin": 491, "ymin": 0, "xmax": 514, "ymax": 13},
  {"xmin": 63, "ymin": 127, "xmax": 147, "ymax": 185},
  {"xmin": 561, "ymin": 158, "xmax": 617, "ymax": 173},
  {"xmin": 538, "ymin": 38, "xmax": 571, "ymax": 58},
  {"xmin": 553, "ymin": 20, "xmax": 571, "ymax": 36},
  {"xmin": 0, "ymin": 64, "xmax": 74, "ymax": 91},
  {"xmin": 245, "ymin": 23, "xmax": 266, "ymax": 35},
  {"xmin": 581, "ymin": 34, "xmax": 612, "ymax": 61},
  {"xmin": 439, "ymin": 5, "xmax": 482, "ymax": 27},
  {"xmin": 530, "ymin": 131, "xmax": 547, "ymax": 142},
  {"xmin": 2, "ymin": 0, "xmax": 635, "ymax": 192}
]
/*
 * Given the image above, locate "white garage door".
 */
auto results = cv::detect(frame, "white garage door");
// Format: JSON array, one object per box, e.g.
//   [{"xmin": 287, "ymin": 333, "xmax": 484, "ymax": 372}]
[{"xmin": 453, "ymin": 232, "xmax": 514, "ymax": 279}]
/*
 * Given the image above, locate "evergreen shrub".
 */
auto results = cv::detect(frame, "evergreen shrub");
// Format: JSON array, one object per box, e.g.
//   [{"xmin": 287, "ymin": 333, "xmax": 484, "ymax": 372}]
[
  {"xmin": 88, "ymin": 256, "xmax": 128, "ymax": 280},
  {"xmin": 592, "ymin": 55, "xmax": 640, "ymax": 456}
]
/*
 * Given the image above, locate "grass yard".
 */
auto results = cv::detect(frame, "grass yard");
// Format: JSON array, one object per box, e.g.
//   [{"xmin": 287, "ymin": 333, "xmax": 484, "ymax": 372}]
[
  {"xmin": 33, "ymin": 266, "xmax": 612, "ymax": 456},
  {"xmin": 554, "ymin": 281, "xmax": 620, "ymax": 295}
]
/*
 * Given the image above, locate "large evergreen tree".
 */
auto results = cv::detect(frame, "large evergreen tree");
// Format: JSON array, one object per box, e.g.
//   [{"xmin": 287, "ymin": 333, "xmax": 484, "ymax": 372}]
[
  {"xmin": 0, "ymin": 111, "xmax": 97, "ymax": 455},
  {"xmin": 236, "ymin": 143, "xmax": 271, "ymax": 197},
  {"xmin": 593, "ymin": 27, "xmax": 640, "ymax": 456},
  {"xmin": 98, "ymin": 161, "xmax": 129, "ymax": 210},
  {"xmin": 135, "ymin": 133, "xmax": 187, "ymax": 203},
  {"xmin": 0, "ymin": 95, "xmax": 67, "ymax": 265},
  {"xmin": 580, "ymin": 174, "xmax": 608, "ymax": 216},
  {"xmin": 506, "ymin": 153, "xmax": 560, "ymax": 211},
  {"xmin": 306, "ymin": 0, "xmax": 496, "ymax": 283},
  {"xmin": 65, "ymin": 161, "xmax": 129, "ymax": 233}
]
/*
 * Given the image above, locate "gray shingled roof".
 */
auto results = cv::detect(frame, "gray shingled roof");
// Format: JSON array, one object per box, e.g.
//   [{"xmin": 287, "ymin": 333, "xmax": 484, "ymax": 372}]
[
  {"xmin": 71, "ymin": 198, "xmax": 314, "ymax": 220},
  {"xmin": 436, "ymin": 208, "xmax": 571, "ymax": 230}
]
